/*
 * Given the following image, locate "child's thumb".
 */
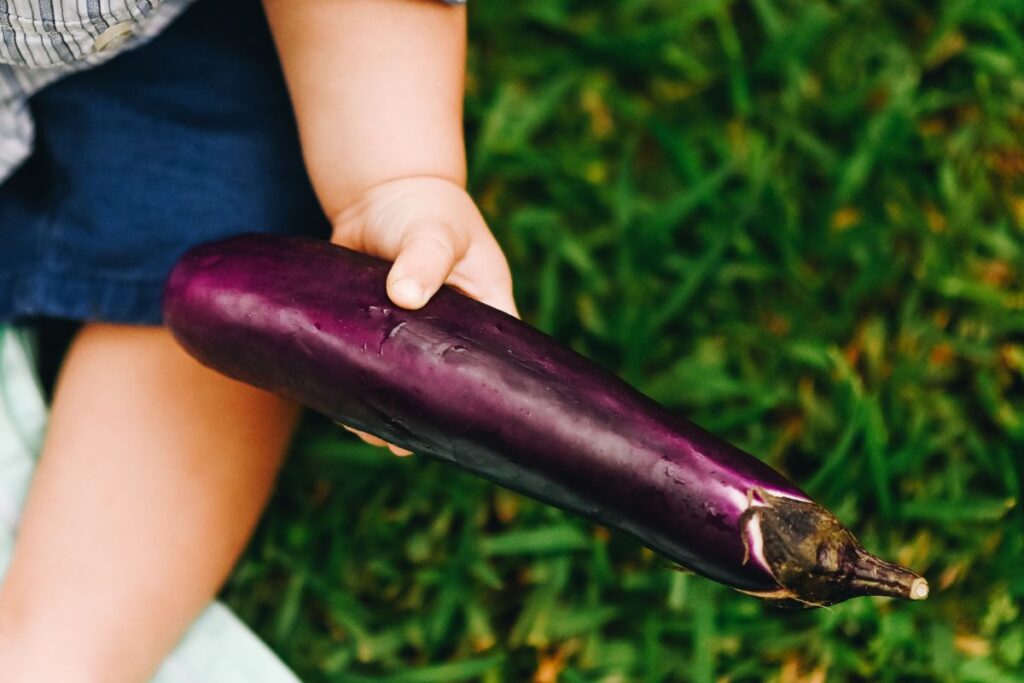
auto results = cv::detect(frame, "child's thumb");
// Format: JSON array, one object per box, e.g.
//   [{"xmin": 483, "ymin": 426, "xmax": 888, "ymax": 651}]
[{"xmin": 386, "ymin": 226, "xmax": 462, "ymax": 310}]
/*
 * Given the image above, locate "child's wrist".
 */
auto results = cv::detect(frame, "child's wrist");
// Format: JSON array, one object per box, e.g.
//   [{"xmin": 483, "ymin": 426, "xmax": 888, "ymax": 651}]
[{"xmin": 331, "ymin": 174, "xmax": 469, "ymax": 230}]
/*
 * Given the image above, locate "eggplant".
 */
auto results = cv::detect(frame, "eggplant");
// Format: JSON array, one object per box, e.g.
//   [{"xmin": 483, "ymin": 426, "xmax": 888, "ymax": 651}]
[{"xmin": 163, "ymin": 234, "xmax": 928, "ymax": 607}]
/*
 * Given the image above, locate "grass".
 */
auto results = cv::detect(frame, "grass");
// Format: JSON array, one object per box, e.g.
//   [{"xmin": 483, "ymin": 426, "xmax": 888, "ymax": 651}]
[{"xmin": 221, "ymin": 1, "xmax": 1024, "ymax": 680}]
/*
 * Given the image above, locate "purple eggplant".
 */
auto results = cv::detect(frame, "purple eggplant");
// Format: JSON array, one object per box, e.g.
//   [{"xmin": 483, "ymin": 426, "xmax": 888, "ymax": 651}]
[{"xmin": 163, "ymin": 234, "xmax": 928, "ymax": 607}]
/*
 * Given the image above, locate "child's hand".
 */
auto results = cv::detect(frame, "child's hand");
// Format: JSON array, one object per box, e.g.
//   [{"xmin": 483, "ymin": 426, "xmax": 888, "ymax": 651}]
[
  {"xmin": 332, "ymin": 176, "xmax": 518, "ymax": 317},
  {"xmin": 263, "ymin": 0, "xmax": 500, "ymax": 457},
  {"xmin": 332, "ymin": 175, "xmax": 518, "ymax": 456}
]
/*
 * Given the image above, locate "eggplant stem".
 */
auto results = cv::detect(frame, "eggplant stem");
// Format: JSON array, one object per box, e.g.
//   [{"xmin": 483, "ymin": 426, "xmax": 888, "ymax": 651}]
[
  {"xmin": 754, "ymin": 492, "xmax": 929, "ymax": 606},
  {"xmin": 845, "ymin": 549, "xmax": 930, "ymax": 601}
]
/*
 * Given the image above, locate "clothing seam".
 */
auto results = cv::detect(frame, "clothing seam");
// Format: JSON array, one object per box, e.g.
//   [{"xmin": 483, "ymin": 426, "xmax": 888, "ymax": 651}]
[{"xmin": 0, "ymin": 270, "xmax": 167, "ymax": 285}]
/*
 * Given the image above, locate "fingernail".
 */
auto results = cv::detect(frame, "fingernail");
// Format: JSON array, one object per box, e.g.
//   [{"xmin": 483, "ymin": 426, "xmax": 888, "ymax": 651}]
[{"xmin": 392, "ymin": 278, "xmax": 424, "ymax": 308}]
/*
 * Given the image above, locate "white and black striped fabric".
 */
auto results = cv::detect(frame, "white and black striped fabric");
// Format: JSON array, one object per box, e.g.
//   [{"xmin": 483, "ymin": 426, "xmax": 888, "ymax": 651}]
[
  {"xmin": 0, "ymin": 0, "xmax": 466, "ymax": 185},
  {"xmin": 0, "ymin": 0, "xmax": 195, "ymax": 181}
]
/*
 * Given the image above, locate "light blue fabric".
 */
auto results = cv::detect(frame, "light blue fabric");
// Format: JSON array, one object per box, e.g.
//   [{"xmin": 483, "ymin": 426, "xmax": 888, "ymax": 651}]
[{"xmin": 0, "ymin": 325, "xmax": 301, "ymax": 683}]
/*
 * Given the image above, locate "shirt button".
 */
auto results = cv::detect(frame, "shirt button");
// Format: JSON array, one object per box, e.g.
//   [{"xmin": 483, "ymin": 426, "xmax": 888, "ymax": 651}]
[{"xmin": 94, "ymin": 22, "xmax": 135, "ymax": 52}]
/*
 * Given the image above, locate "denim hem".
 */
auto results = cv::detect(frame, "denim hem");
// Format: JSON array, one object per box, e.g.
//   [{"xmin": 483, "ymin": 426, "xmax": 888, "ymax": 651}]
[{"xmin": 0, "ymin": 271, "xmax": 166, "ymax": 325}]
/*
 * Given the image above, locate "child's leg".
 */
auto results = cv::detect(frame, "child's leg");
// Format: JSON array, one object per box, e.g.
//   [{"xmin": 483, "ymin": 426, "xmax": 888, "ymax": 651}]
[{"xmin": 0, "ymin": 322, "xmax": 299, "ymax": 682}]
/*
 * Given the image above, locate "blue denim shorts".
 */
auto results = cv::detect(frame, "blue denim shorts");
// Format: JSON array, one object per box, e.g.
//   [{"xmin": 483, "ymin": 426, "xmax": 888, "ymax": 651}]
[{"xmin": 0, "ymin": 0, "xmax": 330, "ymax": 325}]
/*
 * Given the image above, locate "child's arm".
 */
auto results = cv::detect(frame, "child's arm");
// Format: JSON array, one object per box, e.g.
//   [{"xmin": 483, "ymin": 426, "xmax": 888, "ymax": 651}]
[{"xmin": 262, "ymin": 0, "xmax": 517, "ymax": 317}]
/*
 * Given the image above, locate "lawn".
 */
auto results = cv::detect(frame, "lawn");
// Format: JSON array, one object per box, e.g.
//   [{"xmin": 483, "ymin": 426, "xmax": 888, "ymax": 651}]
[{"xmin": 221, "ymin": 1, "xmax": 1024, "ymax": 681}]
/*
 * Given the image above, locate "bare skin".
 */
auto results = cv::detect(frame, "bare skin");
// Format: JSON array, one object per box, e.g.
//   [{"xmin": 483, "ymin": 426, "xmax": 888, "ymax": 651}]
[
  {"xmin": 0, "ymin": 324, "xmax": 299, "ymax": 682},
  {"xmin": 0, "ymin": 0, "xmax": 517, "ymax": 679},
  {"xmin": 263, "ymin": 0, "xmax": 519, "ymax": 443}
]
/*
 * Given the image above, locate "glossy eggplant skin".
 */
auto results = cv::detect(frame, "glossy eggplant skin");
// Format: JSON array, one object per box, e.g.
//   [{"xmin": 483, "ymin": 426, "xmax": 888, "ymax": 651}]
[
  {"xmin": 164, "ymin": 235, "xmax": 927, "ymax": 605},
  {"xmin": 164, "ymin": 234, "xmax": 801, "ymax": 592}
]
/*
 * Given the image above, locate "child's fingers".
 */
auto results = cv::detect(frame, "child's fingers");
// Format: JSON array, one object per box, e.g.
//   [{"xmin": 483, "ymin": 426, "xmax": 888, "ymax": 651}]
[
  {"xmin": 340, "ymin": 424, "xmax": 412, "ymax": 456},
  {"xmin": 386, "ymin": 225, "xmax": 465, "ymax": 310},
  {"xmin": 388, "ymin": 444, "xmax": 414, "ymax": 457},
  {"xmin": 340, "ymin": 424, "xmax": 388, "ymax": 446},
  {"xmin": 448, "ymin": 246, "xmax": 520, "ymax": 318},
  {"xmin": 456, "ymin": 277, "xmax": 519, "ymax": 318}
]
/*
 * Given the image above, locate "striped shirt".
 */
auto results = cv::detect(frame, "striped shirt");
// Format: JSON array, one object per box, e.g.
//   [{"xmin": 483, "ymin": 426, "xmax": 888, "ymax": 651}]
[
  {"xmin": 0, "ymin": 0, "xmax": 466, "ymax": 185},
  {"xmin": 0, "ymin": 0, "xmax": 195, "ymax": 182}
]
